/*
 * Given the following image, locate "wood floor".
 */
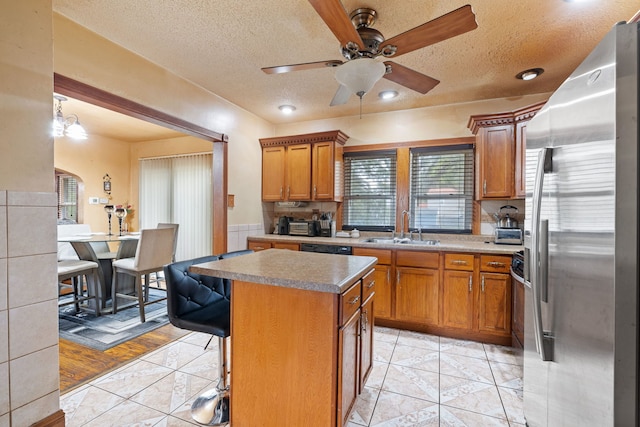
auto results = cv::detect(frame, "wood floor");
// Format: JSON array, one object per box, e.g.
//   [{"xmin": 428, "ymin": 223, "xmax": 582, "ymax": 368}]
[{"xmin": 59, "ymin": 323, "xmax": 190, "ymax": 393}]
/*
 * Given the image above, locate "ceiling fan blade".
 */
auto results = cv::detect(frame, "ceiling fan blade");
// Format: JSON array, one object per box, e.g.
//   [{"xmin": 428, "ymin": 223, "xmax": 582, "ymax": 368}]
[
  {"xmin": 383, "ymin": 61, "xmax": 440, "ymax": 94},
  {"xmin": 262, "ymin": 60, "xmax": 343, "ymax": 74},
  {"xmin": 330, "ymin": 84, "xmax": 351, "ymax": 106},
  {"xmin": 381, "ymin": 5, "xmax": 477, "ymax": 57},
  {"xmin": 308, "ymin": 0, "xmax": 364, "ymax": 49}
]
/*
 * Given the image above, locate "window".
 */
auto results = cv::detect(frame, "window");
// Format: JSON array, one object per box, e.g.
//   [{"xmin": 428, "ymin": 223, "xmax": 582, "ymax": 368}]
[
  {"xmin": 139, "ymin": 153, "xmax": 213, "ymax": 260},
  {"xmin": 343, "ymin": 151, "xmax": 396, "ymax": 231},
  {"xmin": 410, "ymin": 145, "xmax": 474, "ymax": 233},
  {"xmin": 56, "ymin": 172, "xmax": 78, "ymax": 222}
]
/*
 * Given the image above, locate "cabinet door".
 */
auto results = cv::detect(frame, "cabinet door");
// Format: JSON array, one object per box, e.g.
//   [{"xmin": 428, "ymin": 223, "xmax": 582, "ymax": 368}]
[
  {"xmin": 312, "ymin": 141, "xmax": 334, "ymax": 201},
  {"xmin": 287, "ymin": 144, "xmax": 311, "ymax": 200},
  {"xmin": 478, "ymin": 125, "xmax": 514, "ymax": 199},
  {"xmin": 441, "ymin": 270, "xmax": 474, "ymax": 330},
  {"xmin": 338, "ymin": 311, "xmax": 360, "ymax": 426},
  {"xmin": 372, "ymin": 264, "xmax": 392, "ymax": 319},
  {"xmin": 514, "ymin": 121, "xmax": 528, "ymax": 199},
  {"xmin": 359, "ymin": 295, "xmax": 374, "ymax": 391},
  {"xmin": 262, "ymin": 146, "xmax": 286, "ymax": 201},
  {"xmin": 395, "ymin": 267, "xmax": 439, "ymax": 325},
  {"xmin": 478, "ymin": 273, "xmax": 511, "ymax": 335}
]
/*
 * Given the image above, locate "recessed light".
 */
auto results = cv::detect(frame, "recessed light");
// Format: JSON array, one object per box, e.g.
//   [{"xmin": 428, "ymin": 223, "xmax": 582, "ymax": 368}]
[
  {"xmin": 516, "ymin": 68, "xmax": 544, "ymax": 81},
  {"xmin": 278, "ymin": 105, "xmax": 296, "ymax": 114},
  {"xmin": 378, "ymin": 90, "xmax": 398, "ymax": 100}
]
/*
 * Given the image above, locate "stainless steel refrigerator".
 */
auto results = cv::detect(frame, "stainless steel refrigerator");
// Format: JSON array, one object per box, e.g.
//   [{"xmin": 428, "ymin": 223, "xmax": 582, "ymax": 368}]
[{"xmin": 523, "ymin": 21, "xmax": 639, "ymax": 426}]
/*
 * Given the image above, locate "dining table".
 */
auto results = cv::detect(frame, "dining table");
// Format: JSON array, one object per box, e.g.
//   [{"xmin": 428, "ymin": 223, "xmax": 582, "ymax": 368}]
[{"xmin": 58, "ymin": 232, "xmax": 140, "ymax": 313}]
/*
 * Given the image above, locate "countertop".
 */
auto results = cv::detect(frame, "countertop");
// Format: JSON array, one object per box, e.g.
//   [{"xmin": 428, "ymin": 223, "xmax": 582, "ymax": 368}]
[
  {"xmin": 248, "ymin": 234, "xmax": 523, "ymax": 255},
  {"xmin": 190, "ymin": 248, "xmax": 378, "ymax": 294}
]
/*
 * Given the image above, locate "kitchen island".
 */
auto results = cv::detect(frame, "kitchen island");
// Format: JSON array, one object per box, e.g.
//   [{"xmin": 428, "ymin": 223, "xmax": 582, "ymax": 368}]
[{"xmin": 190, "ymin": 249, "xmax": 378, "ymax": 427}]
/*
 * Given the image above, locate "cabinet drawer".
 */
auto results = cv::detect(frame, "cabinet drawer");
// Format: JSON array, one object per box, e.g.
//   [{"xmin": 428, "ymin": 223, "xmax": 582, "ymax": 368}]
[
  {"xmin": 396, "ymin": 250, "xmax": 439, "ymax": 269},
  {"xmin": 361, "ymin": 269, "xmax": 375, "ymax": 302},
  {"xmin": 480, "ymin": 255, "xmax": 511, "ymax": 273},
  {"xmin": 444, "ymin": 253, "xmax": 474, "ymax": 271},
  {"xmin": 273, "ymin": 242, "xmax": 299, "ymax": 251},
  {"xmin": 353, "ymin": 247, "xmax": 391, "ymax": 265},
  {"xmin": 248, "ymin": 241, "xmax": 272, "ymax": 251},
  {"xmin": 340, "ymin": 282, "xmax": 362, "ymax": 325}
]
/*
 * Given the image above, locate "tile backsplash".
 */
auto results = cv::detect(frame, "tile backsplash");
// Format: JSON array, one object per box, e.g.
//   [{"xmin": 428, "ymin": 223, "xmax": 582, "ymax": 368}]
[{"xmin": 227, "ymin": 223, "xmax": 264, "ymax": 252}]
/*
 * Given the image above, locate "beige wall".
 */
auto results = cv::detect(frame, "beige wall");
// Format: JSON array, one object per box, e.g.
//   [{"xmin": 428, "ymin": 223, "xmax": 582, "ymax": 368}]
[
  {"xmin": 274, "ymin": 93, "xmax": 549, "ymax": 144},
  {"xmin": 55, "ymin": 133, "xmax": 131, "ymax": 230},
  {"xmin": 53, "ymin": 13, "xmax": 273, "ymax": 228},
  {"xmin": 1, "ymin": 1, "xmax": 61, "ymax": 426}
]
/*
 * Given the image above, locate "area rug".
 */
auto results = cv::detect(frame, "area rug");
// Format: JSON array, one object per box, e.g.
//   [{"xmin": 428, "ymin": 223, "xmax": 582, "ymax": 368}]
[{"xmin": 58, "ymin": 289, "xmax": 169, "ymax": 351}]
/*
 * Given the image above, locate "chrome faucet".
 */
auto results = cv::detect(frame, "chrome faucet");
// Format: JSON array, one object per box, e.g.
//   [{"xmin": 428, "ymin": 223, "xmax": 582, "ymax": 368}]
[{"xmin": 399, "ymin": 210, "xmax": 410, "ymax": 239}]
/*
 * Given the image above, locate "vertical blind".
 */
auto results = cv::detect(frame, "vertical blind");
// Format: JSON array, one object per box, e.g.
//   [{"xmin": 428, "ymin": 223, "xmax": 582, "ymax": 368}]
[
  {"xmin": 343, "ymin": 151, "xmax": 397, "ymax": 231},
  {"xmin": 139, "ymin": 153, "xmax": 212, "ymax": 260},
  {"xmin": 409, "ymin": 145, "xmax": 474, "ymax": 233}
]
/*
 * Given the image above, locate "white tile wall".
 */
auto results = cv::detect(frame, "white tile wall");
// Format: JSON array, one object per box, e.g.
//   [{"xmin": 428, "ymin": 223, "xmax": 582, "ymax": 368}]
[
  {"xmin": 227, "ymin": 223, "xmax": 264, "ymax": 252},
  {"xmin": 9, "ymin": 300, "xmax": 58, "ymax": 360},
  {"xmin": 10, "ymin": 391, "xmax": 60, "ymax": 427},
  {"xmin": 8, "ymin": 254, "xmax": 57, "ymax": 308},
  {"xmin": 0, "ymin": 362, "xmax": 7, "ymax": 416},
  {"xmin": 9, "ymin": 346, "xmax": 59, "ymax": 409},
  {"xmin": 2, "ymin": 191, "xmax": 60, "ymax": 423}
]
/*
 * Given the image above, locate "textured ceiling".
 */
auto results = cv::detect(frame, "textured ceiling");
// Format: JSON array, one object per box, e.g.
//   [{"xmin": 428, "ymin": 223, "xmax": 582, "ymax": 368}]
[{"xmin": 53, "ymin": 0, "xmax": 639, "ymax": 131}]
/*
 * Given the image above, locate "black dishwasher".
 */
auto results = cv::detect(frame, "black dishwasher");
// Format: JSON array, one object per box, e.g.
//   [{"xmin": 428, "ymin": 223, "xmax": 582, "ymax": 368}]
[{"xmin": 300, "ymin": 243, "xmax": 352, "ymax": 255}]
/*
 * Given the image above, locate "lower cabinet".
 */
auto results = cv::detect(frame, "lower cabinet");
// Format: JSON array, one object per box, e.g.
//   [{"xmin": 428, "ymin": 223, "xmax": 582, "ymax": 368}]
[
  {"xmin": 478, "ymin": 272, "xmax": 511, "ymax": 335},
  {"xmin": 396, "ymin": 267, "xmax": 439, "ymax": 325},
  {"xmin": 247, "ymin": 240, "xmax": 299, "ymax": 251},
  {"xmin": 353, "ymin": 247, "xmax": 392, "ymax": 320},
  {"xmin": 337, "ymin": 269, "xmax": 375, "ymax": 426},
  {"xmin": 441, "ymin": 269, "xmax": 474, "ymax": 330}
]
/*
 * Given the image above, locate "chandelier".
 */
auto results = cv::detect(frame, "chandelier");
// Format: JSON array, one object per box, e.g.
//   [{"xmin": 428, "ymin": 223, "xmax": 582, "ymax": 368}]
[{"xmin": 53, "ymin": 95, "xmax": 88, "ymax": 140}]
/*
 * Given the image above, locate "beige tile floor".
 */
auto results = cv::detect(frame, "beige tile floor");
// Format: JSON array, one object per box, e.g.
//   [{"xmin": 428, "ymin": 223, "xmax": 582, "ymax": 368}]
[{"xmin": 60, "ymin": 326, "xmax": 525, "ymax": 426}]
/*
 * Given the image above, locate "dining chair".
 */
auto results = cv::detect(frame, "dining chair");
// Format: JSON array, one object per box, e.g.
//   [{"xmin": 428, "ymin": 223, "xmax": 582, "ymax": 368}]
[
  {"xmin": 157, "ymin": 223, "xmax": 179, "ymax": 262},
  {"xmin": 57, "ymin": 259, "xmax": 101, "ymax": 316},
  {"xmin": 70, "ymin": 241, "xmax": 109, "ymax": 311},
  {"xmin": 111, "ymin": 227, "xmax": 175, "ymax": 322}
]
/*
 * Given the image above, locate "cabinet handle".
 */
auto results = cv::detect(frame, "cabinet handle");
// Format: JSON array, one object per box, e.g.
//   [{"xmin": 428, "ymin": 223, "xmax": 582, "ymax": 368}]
[
  {"xmin": 287, "ymin": 186, "xmax": 290, "ymax": 198},
  {"xmin": 255, "ymin": 246, "xmax": 265, "ymax": 250},
  {"xmin": 487, "ymin": 261, "xmax": 506, "ymax": 267},
  {"xmin": 280, "ymin": 187, "xmax": 283, "ymax": 198},
  {"xmin": 367, "ymin": 280, "xmax": 375, "ymax": 289},
  {"xmin": 387, "ymin": 270, "xmax": 391, "ymax": 284},
  {"xmin": 482, "ymin": 275, "xmax": 485, "ymax": 292},
  {"xmin": 468, "ymin": 275, "xmax": 473, "ymax": 292},
  {"xmin": 452, "ymin": 260, "xmax": 468, "ymax": 265},
  {"xmin": 361, "ymin": 310, "xmax": 368, "ymax": 333},
  {"xmin": 348, "ymin": 296, "xmax": 360, "ymax": 305},
  {"xmin": 313, "ymin": 185, "xmax": 317, "ymax": 198},
  {"xmin": 397, "ymin": 271, "xmax": 400, "ymax": 285},
  {"xmin": 483, "ymin": 179, "xmax": 487, "ymax": 195}
]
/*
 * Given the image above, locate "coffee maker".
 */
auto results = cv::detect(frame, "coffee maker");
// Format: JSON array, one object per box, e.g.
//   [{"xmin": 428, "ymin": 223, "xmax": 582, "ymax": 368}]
[{"xmin": 277, "ymin": 216, "xmax": 292, "ymax": 235}]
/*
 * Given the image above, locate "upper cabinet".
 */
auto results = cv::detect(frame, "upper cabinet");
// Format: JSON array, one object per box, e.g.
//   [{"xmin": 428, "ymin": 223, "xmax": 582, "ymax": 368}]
[
  {"xmin": 260, "ymin": 130, "xmax": 348, "ymax": 202},
  {"xmin": 468, "ymin": 102, "xmax": 545, "ymax": 200}
]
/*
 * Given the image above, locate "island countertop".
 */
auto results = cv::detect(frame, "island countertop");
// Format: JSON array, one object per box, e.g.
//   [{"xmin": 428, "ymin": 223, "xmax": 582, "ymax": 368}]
[{"xmin": 190, "ymin": 248, "xmax": 378, "ymax": 294}]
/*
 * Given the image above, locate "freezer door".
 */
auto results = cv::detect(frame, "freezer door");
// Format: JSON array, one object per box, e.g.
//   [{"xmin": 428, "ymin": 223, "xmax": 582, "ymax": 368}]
[{"xmin": 524, "ymin": 22, "xmax": 639, "ymax": 426}]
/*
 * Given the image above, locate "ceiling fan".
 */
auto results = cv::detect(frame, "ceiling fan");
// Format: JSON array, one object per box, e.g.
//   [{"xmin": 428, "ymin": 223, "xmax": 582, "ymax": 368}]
[{"xmin": 262, "ymin": 0, "xmax": 478, "ymax": 106}]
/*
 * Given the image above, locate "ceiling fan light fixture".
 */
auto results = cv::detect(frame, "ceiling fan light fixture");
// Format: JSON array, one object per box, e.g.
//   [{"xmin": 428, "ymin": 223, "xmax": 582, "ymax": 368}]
[
  {"xmin": 335, "ymin": 58, "xmax": 386, "ymax": 99},
  {"xmin": 516, "ymin": 68, "xmax": 544, "ymax": 81},
  {"xmin": 278, "ymin": 105, "xmax": 296, "ymax": 115},
  {"xmin": 379, "ymin": 90, "xmax": 398, "ymax": 100}
]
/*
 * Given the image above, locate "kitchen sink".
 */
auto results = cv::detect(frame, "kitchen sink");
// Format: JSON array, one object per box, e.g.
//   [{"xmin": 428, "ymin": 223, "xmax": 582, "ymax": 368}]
[{"xmin": 362, "ymin": 237, "xmax": 440, "ymax": 246}]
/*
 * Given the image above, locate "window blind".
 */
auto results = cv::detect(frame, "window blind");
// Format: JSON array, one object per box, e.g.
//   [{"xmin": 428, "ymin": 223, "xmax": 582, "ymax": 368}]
[
  {"xmin": 410, "ymin": 145, "xmax": 474, "ymax": 233},
  {"xmin": 57, "ymin": 174, "xmax": 78, "ymax": 221},
  {"xmin": 343, "ymin": 151, "xmax": 396, "ymax": 231}
]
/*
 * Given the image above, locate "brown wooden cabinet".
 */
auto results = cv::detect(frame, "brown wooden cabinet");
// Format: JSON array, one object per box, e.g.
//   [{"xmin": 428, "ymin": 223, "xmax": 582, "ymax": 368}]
[
  {"xmin": 395, "ymin": 249, "xmax": 440, "ymax": 327},
  {"xmin": 478, "ymin": 272, "xmax": 511, "ymax": 335},
  {"xmin": 468, "ymin": 101, "xmax": 545, "ymax": 200},
  {"xmin": 353, "ymin": 247, "xmax": 392, "ymax": 320},
  {"xmin": 338, "ymin": 305, "xmax": 360, "ymax": 426},
  {"xmin": 441, "ymin": 253, "xmax": 475, "ymax": 330},
  {"xmin": 260, "ymin": 130, "xmax": 348, "ymax": 202},
  {"xmin": 248, "ymin": 240, "xmax": 272, "ymax": 251}
]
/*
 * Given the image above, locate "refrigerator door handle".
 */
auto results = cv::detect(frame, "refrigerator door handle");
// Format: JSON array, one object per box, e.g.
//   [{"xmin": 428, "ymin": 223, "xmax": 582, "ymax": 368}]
[{"xmin": 529, "ymin": 148, "xmax": 553, "ymax": 362}]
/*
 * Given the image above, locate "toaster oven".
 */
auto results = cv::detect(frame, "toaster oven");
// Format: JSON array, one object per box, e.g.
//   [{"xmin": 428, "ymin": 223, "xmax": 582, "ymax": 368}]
[{"xmin": 288, "ymin": 220, "xmax": 320, "ymax": 237}]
